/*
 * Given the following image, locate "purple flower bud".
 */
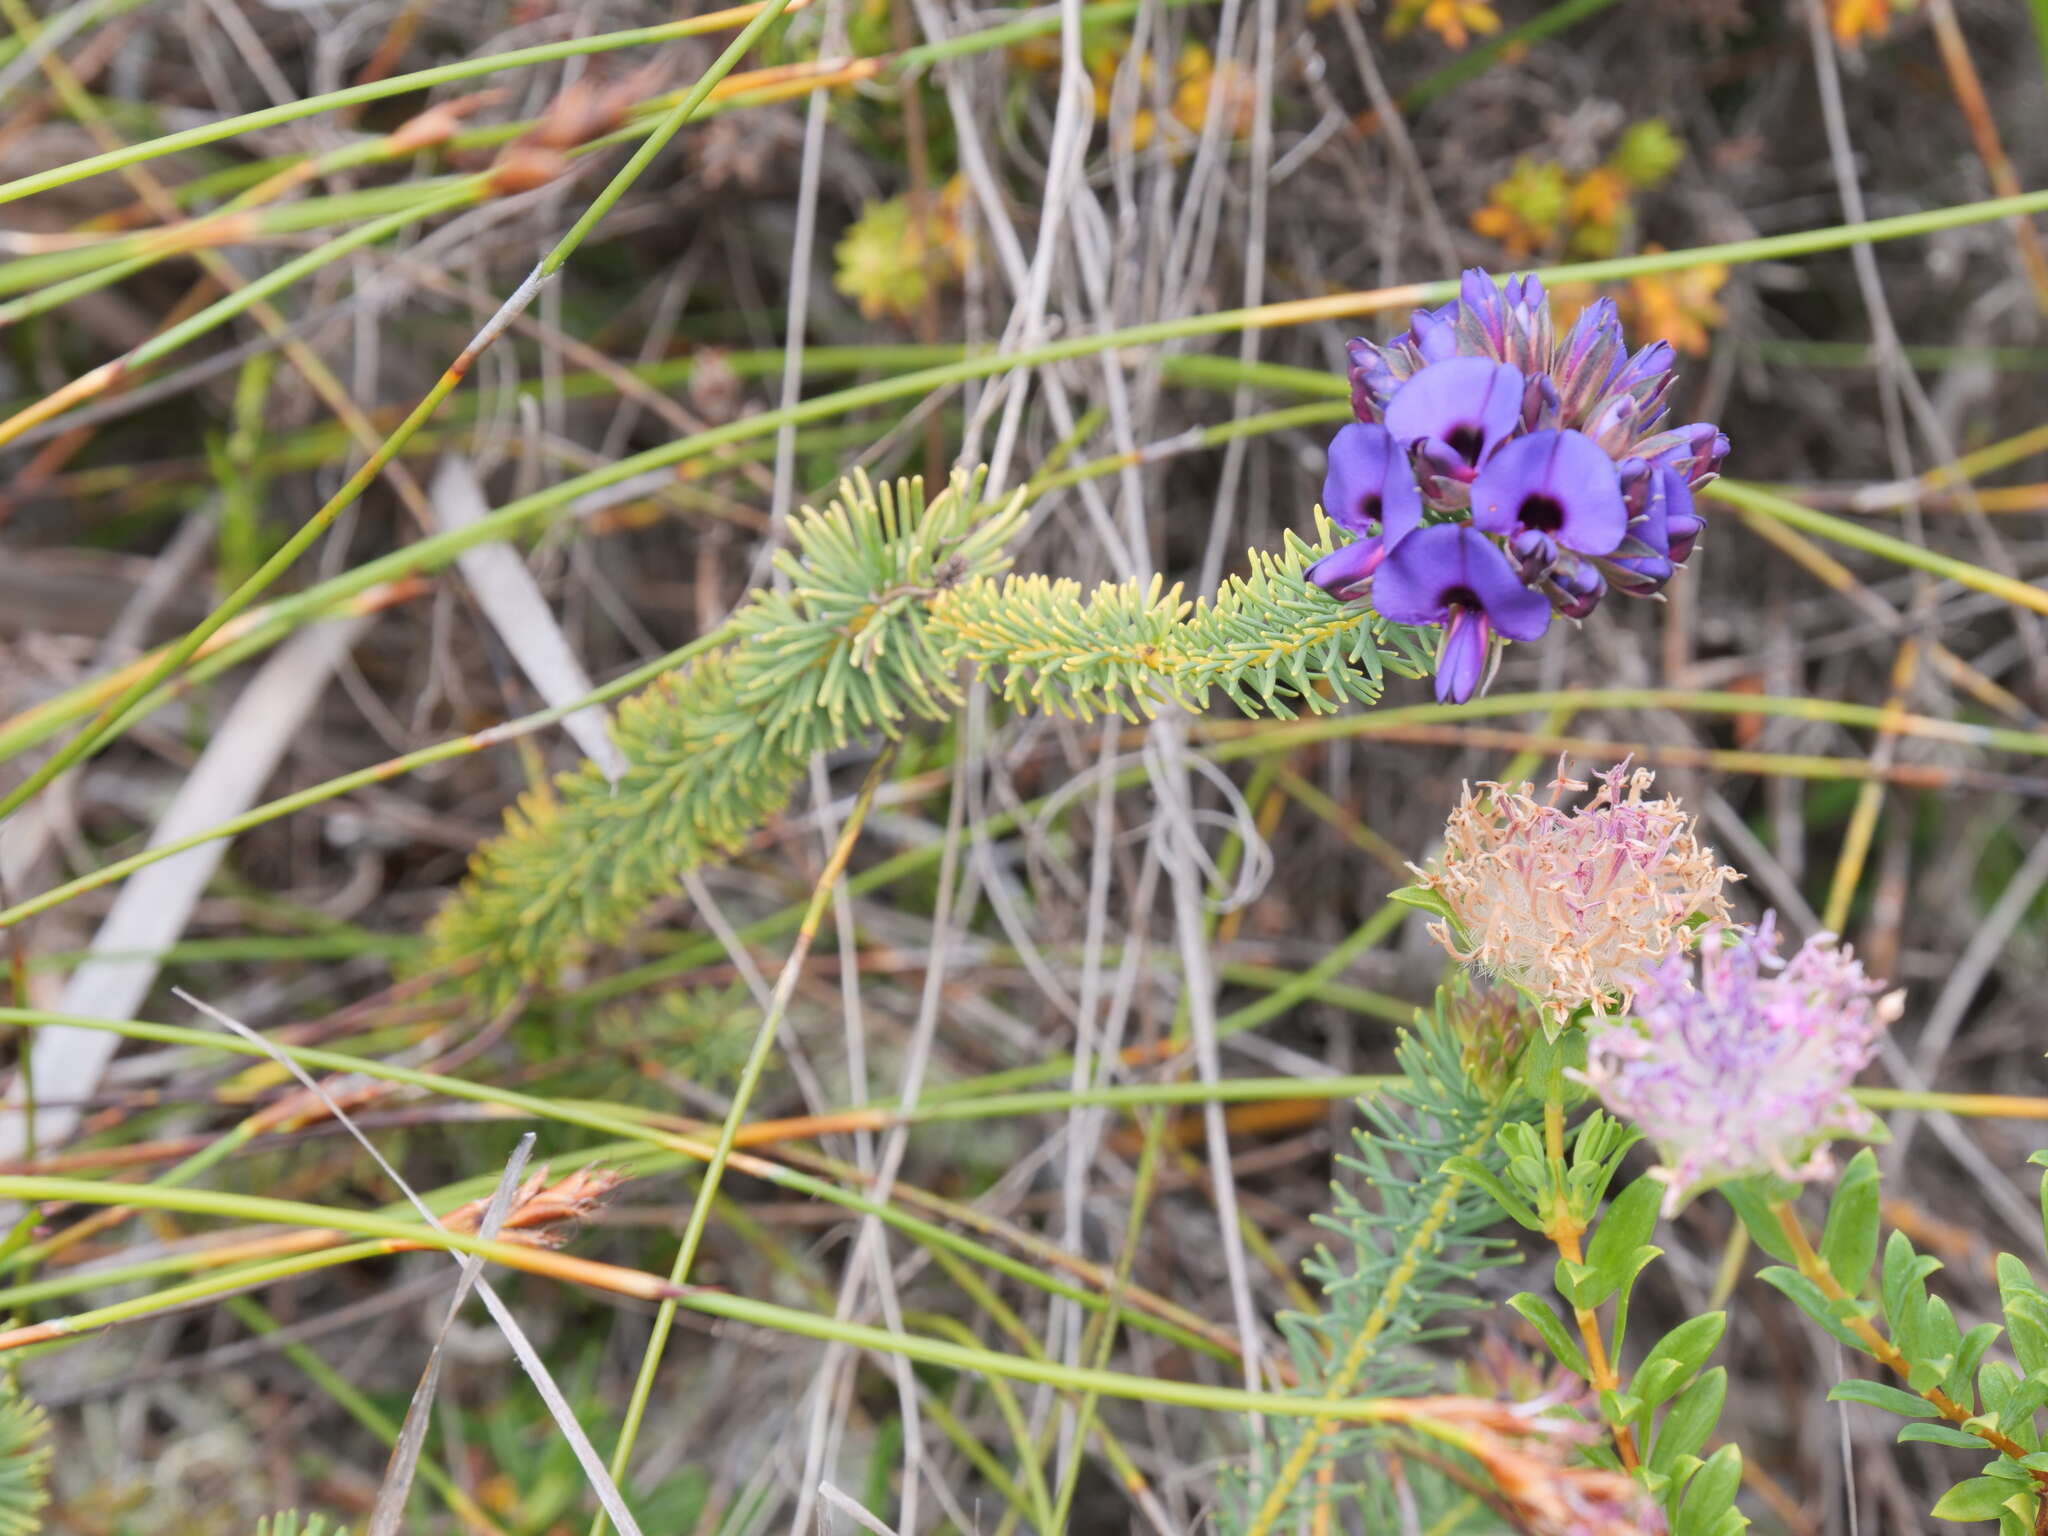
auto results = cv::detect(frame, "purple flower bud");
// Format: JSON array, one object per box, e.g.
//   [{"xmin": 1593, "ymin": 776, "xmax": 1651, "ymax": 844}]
[
  {"xmin": 1550, "ymin": 299, "xmax": 1625, "ymax": 423},
  {"xmin": 1371, "ymin": 523, "xmax": 1550, "ymax": 703},
  {"xmin": 1470, "ymin": 430, "xmax": 1629, "ymax": 566},
  {"xmin": 1304, "ymin": 423, "xmax": 1423, "ymax": 596},
  {"xmin": 1384, "ymin": 357, "xmax": 1525, "ymax": 481},
  {"xmin": 1611, "ymin": 339, "xmax": 1675, "ymax": 399},
  {"xmin": 1540, "ymin": 552, "xmax": 1607, "ymax": 619},
  {"xmin": 1410, "ymin": 301, "xmax": 1462, "ymax": 363},
  {"xmin": 1346, "ymin": 336, "xmax": 1398, "ymax": 423},
  {"xmin": 1578, "ymin": 914, "xmax": 1902, "ymax": 1214}
]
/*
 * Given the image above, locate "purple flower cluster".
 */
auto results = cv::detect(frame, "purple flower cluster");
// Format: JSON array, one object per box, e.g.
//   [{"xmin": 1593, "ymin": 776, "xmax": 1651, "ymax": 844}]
[
  {"xmin": 1307, "ymin": 270, "xmax": 1729, "ymax": 704},
  {"xmin": 1576, "ymin": 914, "xmax": 1902, "ymax": 1214}
]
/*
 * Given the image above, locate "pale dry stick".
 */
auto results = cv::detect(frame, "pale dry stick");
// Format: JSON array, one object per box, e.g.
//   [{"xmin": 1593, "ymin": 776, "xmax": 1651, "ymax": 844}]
[
  {"xmin": 1326, "ymin": 0, "xmax": 1457, "ymax": 275},
  {"xmin": 0, "ymin": 0, "xmax": 449, "ymax": 534},
  {"xmin": 764, "ymin": 0, "xmax": 850, "ymax": 550},
  {"xmin": 598, "ymin": 749, "xmax": 896, "ymax": 1536},
  {"xmin": 370, "ymin": 1135, "xmax": 535, "ymax": 1536},
  {"xmin": 1053, "ymin": 727, "xmax": 1132, "ymax": 1476},
  {"xmin": 756, "ymin": 32, "xmax": 914, "ymax": 1513},
  {"xmin": 1158, "ymin": 0, "xmax": 1249, "ymax": 325},
  {"xmin": 1922, "ymin": 0, "xmax": 2048, "ymax": 313},
  {"xmin": 181, "ymin": 994, "xmax": 647, "ymax": 1536},
  {"xmin": 1195, "ymin": 0, "xmax": 1276, "ymax": 596},
  {"xmin": 0, "ymin": 617, "xmax": 370, "ymax": 1163},
  {"xmin": 1887, "ymin": 824, "xmax": 2048, "ymax": 1169},
  {"xmin": 429, "ymin": 455, "xmax": 624, "ymax": 778},
  {"xmin": 818, "ymin": 1484, "xmax": 901, "ymax": 1536},
  {"xmin": 0, "ymin": 0, "xmax": 797, "ymax": 835},
  {"xmin": 978, "ymin": 0, "xmax": 1098, "ymax": 497},
  {"xmin": 788, "ymin": 751, "xmax": 968, "ymax": 1536},
  {"xmin": 1803, "ymin": 0, "xmax": 2045, "ymax": 676},
  {"xmin": 1149, "ymin": 718, "xmax": 1268, "ymax": 1404}
]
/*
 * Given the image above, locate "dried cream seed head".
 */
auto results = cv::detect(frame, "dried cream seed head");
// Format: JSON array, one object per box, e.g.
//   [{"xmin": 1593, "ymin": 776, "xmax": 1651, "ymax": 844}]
[{"xmin": 1412, "ymin": 761, "xmax": 1738, "ymax": 1032}]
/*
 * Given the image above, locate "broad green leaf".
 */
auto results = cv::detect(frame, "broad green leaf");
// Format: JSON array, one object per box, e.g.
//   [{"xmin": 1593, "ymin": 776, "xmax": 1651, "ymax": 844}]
[
  {"xmin": 1827, "ymin": 1379, "xmax": 1940, "ymax": 1418},
  {"xmin": 1819, "ymin": 1149, "xmax": 1881, "ymax": 1294},
  {"xmin": 1555, "ymin": 1257, "xmax": 1604, "ymax": 1310},
  {"xmin": 1636, "ymin": 1313, "xmax": 1727, "ymax": 1409},
  {"xmin": 1649, "ymin": 1367, "xmax": 1726, "ymax": 1477},
  {"xmin": 1673, "ymin": 1444, "xmax": 1745, "ymax": 1536},
  {"xmin": 1998, "ymin": 1254, "xmax": 2048, "ymax": 1376},
  {"xmin": 1885, "ymin": 1229, "xmax": 1943, "ymax": 1327},
  {"xmin": 1587, "ymin": 1175, "xmax": 1665, "ymax": 1288},
  {"xmin": 1901, "ymin": 1294, "xmax": 1964, "ymax": 1387},
  {"xmin": 1948, "ymin": 1322, "xmax": 2003, "ymax": 1407},
  {"xmin": 1508, "ymin": 1292, "xmax": 1590, "ymax": 1379},
  {"xmin": 1931, "ymin": 1476, "xmax": 2023, "ymax": 1522}
]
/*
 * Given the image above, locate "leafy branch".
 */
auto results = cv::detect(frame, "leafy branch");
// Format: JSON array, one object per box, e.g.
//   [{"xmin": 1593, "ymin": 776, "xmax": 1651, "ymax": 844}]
[
  {"xmin": 1731, "ymin": 1149, "xmax": 2048, "ymax": 1530},
  {"xmin": 421, "ymin": 474, "xmax": 1426, "ymax": 1006}
]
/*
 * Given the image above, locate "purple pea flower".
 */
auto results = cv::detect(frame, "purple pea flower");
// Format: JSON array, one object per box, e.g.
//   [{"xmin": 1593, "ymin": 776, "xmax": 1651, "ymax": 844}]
[
  {"xmin": 1598, "ymin": 458, "xmax": 1695, "ymax": 596},
  {"xmin": 1371, "ymin": 523, "xmax": 1550, "ymax": 704},
  {"xmin": 1304, "ymin": 423, "xmax": 1423, "ymax": 596},
  {"xmin": 1469, "ymin": 430, "xmax": 1628, "ymax": 574},
  {"xmin": 1384, "ymin": 356, "xmax": 1525, "ymax": 484},
  {"xmin": 1577, "ymin": 914, "xmax": 1901, "ymax": 1215}
]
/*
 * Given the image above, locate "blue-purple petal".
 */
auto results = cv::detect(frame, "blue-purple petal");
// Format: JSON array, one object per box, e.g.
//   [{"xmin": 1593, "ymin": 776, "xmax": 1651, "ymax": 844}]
[
  {"xmin": 1383, "ymin": 357, "xmax": 1525, "ymax": 469},
  {"xmin": 1370, "ymin": 523, "xmax": 1551, "ymax": 645},
  {"xmin": 1467, "ymin": 429, "xmax": 1628, "ymax": 557},
  {"xmin": 1322, "ymin": 422, "xmax": 1423, "ymax": 543},
  {"xmin": 1435, "ymin": 609, "xmax": 1489, "ymax": 704},
  {"xmin": 1305, "ymin": 539, "xmax": 1382, "ymax": 597}
]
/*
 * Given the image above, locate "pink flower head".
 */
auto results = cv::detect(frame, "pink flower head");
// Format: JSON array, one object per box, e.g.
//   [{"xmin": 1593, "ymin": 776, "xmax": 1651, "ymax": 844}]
[
  {"xmin": 1578, "ymin": 914, "xmax": 1903, "ymax": 1213},
  {"xmin": 1412, "ymin": 762, "xmax": 1737, "ymax": 1031}
]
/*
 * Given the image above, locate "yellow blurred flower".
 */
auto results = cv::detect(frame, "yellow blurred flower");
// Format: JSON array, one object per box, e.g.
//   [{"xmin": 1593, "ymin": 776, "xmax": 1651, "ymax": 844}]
[
  {"xmin": 1389, "ymin": 0, "xmax": 1502, "ymax": 49},
  {"xmin": 1622, "ymin": 260, "xmax": 1728, "ymax": 356},
  {"xmin": 1568, "ymin": 166, "xmax": 1632, "ymax": 232},
  {"xmin": 1470, "ymin": 157, "xmax": 1571, "ymax": 258},
  {"xmin": 1829, "ymin": 0, "xmax": 1898, "ymax": 43},
  {"xmin": 834, "ymin": 178, "xmax": 973, "ymax": 323},
  {"xmin": 1172, "ymin": 44, "xmax": 1259, "ymax": 138},
  {"xmin": 1091, "ymin": 41, "xmax": 1256, "ymax": 154}
]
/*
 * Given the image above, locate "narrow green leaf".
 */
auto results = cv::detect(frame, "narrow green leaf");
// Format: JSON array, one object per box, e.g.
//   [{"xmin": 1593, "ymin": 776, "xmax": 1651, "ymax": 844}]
[
  {"xmin": 1386, "ymin": 883, "xmax": 1457, "ymax": 923},
  {"xmin": 1819, "ymin": 1149, "xmax": 1882, "ymax": 1295},
  {"xmin": 1721, "ymin": 1179, "xmax": 1796, "ymax": 1264},
  {"xmin": 1899, "ymin": 1423, "xmax": 1992, "ymax": 1451},
  {"xmin": 1757, "ymin": 1266, "xmax": 1867, "ymax": 1351},
  {"xmin": 1508, "ymin": 1292, "xmax": 1590, "ymax": 1379},
  {"xmin": 1440, "ymin": 1155, "xmax": 1543, "ymax": 1230},
  {"xmin": 1827, "ymin": 1379, "xmax": 1940, "ymax": 1419}
]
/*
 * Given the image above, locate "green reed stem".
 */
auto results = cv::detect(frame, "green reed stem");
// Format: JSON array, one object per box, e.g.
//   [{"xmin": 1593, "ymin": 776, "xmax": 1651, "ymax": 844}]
[
  {"xmin": 595, "ymin": 747, "xmax": 891, "ymax": 1526},
  {"xmin": 5, "ymin": 195, "xmax": 2044, "ymax": 795}
]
